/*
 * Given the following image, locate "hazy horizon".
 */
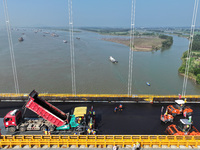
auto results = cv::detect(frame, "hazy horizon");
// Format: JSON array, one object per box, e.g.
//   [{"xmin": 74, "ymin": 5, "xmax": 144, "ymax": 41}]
[{"xmin": 0, "ymin": 0, "xmax": 199, "ymax": 28}]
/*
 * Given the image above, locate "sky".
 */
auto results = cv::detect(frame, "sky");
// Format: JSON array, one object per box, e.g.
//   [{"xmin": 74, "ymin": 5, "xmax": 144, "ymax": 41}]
[{"xmin": 0, "ymin": 0, "xmax": 199, "ymax": 28}]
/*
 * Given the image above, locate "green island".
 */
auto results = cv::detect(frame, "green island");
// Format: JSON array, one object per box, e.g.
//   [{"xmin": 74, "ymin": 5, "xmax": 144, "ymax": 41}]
[
  {"xmin": 81, "ymin": 27, "xmax": 173, "ymax": 52},
  {"xmin": 179, "ymin": 34, "xmax": 200, "ymax": 84}
]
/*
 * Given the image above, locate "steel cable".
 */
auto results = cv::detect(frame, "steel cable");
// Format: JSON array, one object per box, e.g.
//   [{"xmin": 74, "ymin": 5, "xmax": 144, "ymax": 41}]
[
  {"xmin": 128, "ymin": 0, "xmax": 136, "ymax": 96},
  {"xmin": 3, "ymin": 0, "xmax": 19, "ymax": 94},
  {"xmin": 182, "ymin": 0, "xmax": 199, "ymax": 97},
  {"xmin": 68, "ymin": 0, "xmax": 76, "ymax": 95}
]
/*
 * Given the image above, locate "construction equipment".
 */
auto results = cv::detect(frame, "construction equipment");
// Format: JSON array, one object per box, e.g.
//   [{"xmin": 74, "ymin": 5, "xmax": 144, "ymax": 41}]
[
  {"xmin": 4, "ymin": 90, "xmax": 95, "ymax": 134},
  {"xmin": 167, "ymin": 100, "xmax": 193, "ymax": 117},
  {"xmin": 160, "ymin": 106, "xmax": 174, "ymax": 123},
  {"xmin": 166, "ymin": 118, "xmax": 200, "ymax": 135},
  {"xmin": 56, "ymin": 106, "xmax": 96, "ymax": 134}
]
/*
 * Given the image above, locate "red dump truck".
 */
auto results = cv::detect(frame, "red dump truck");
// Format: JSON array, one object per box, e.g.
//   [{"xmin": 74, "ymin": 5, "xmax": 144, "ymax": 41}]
[{"xmin": 4, "ymin": 90, "xmax": 69, "ymax": 132}]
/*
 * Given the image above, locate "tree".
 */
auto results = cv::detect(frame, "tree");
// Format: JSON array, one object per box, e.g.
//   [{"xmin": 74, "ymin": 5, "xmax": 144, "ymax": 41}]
[
  {"xmin": 196, "ymin": 74, "xmax": 200, "ymax": 84},
  {"xmin": 192, "ymin": 34, "xmax": 200, "ymax": 51}
]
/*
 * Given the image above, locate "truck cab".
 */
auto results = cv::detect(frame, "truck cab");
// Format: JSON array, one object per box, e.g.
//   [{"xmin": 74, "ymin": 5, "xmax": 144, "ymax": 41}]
[{"xmin": 4, "ymin": 109, "xmax": 22, "ymax": 132}]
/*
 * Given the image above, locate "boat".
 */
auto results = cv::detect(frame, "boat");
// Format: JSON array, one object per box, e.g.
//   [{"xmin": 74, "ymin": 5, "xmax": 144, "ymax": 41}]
[
  {"xmin": 18, "ymin": 37, "xmax": 24, "ymax": 42},
  {"xmin": 76, "ymin": 37, "xmax": 80, "ymax": 40},
  {"xmin": 63, "ymin": 40, "xmax": 67, "ymax": 43},
  {"xmin": 146, "ymin": 82, "xmax": 150, "ymax": 86},
  {"xmin": 109, "ymin": 56, "xmax": 118, "ymax": 63}
]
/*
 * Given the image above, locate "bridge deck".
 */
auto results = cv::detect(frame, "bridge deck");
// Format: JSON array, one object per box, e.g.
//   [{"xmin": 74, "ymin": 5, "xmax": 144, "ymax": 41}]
[{"xmin": 0, "ymin": 102, "xmax": 200, "ymax": 135}]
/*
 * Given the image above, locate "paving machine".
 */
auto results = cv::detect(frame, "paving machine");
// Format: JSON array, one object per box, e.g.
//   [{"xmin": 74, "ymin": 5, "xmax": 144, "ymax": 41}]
[{"xmin": 4, "ymin": 90, "xmax": 96, "ymax": 135}]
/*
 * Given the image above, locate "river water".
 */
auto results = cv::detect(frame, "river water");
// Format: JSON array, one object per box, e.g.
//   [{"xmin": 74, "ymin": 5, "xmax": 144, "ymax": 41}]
[{"xmin": 0, "ymin": 28, "xmax": 199, "ymax": 95}]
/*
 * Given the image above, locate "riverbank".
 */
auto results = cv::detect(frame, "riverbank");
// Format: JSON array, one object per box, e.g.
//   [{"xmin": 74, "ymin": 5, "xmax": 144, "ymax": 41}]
[
  {"xmin": 178, "ymin": 34, "xmax": 200, "ymax": 84},
  {"xmin": 102, "ymin": 36, "xmax": 165, "ymax": 52}
]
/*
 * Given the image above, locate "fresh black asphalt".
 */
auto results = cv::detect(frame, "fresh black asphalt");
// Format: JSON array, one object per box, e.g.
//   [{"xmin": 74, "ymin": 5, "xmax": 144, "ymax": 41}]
[{"xmin": 0, "ymin": 101, "xmax": 200, "ymax": 135}]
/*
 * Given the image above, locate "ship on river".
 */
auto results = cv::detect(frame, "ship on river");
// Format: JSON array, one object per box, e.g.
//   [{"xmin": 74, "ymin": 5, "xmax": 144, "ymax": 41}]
[{"xmin": 18, "ymin": 37, "xmax": 24, "ymax": 42}]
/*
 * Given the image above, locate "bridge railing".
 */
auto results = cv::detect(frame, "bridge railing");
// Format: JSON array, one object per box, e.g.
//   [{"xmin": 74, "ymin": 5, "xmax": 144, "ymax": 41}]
[
  {"xmin": 0, "ymin": 93, "xmax": 200, "ymax": 103},
  {"xmin": 0, "ymin": 135, "xmax": 200, "ymax": 148}
]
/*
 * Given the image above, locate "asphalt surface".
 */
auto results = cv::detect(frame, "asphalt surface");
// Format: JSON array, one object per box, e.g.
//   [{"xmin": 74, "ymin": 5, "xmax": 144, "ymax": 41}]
[{"xmin": 0, "ymin": 101, "xmax": 200, "ymax": 135}]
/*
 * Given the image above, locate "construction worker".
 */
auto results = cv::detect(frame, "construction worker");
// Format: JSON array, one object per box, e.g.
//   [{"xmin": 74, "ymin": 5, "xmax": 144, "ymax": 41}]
[
  {"xmin": 78, "ymin": 117, "xmax": 82, "ymax": 124},
  {"xmin": 44, "ymin": 129, "xmax": 48, "ymax": 135},
  {"xmin": 92, "ymin": 130, "xmax": 96, "ymax": 135},
  {"xmin": 136, "ymin": 142, "xmax": 140, "ymax": 150},
  {"xmin": 132, "ymin": 144, "xmax": 136, "ymax": 150},
  {"xmin": 179, "ymin": 94, "xmax": 182, "ymax": 99},
  {"xmin": 113, "ymin": 145, "xmax": 117, "ymax": 150},
  {"xmin": 184, "ymin": 98, "xmax": 187, "ymax": 103},
  {"xmin": 114, "ymin": 107, "xmax": 118, "ymax": 112},
  {"xmin": 164, "ymin": 111, "xmax": 168, "ymax": 120},
  {"xmin": 183, "ymin": 111, "xmax": 187, "ymax": 118},
  {"xmin": 119, "ymin": 104, "xmax": 123, "ymax": 111},
  {"xmin": 91, "ymin": 106, "xmax": 93, "ymax": 112},
  {"xmin": 48, "ymin": 129, "xmax": 51, "ymax": 135},
  {"xmin": 88, "ymin": 111, "xmax": 92, "ymax": 116},
  {"xmin": 189, "ymin": 116, "xmax": 192, "ymax": 122},
  {"xmin": 87, "ymin": 128, "xmax": 91, "ymax": 135},
  {"xmin": 89, "ymin": 122, "xmax": 93, "ymax": 129},
  {"xmin": 93, "ymin": 111, "xmax": 95, "ymax": 116}
]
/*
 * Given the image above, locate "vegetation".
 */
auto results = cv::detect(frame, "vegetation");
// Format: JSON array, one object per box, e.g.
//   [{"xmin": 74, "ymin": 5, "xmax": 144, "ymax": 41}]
[
  {"xmin": 192, "ymin": 34, "xmax": 200, "ymax": 51},
  {"xmin": 159, "ymin": 34, "xmax": 173, "ymax": 49},
  {"xmin": 81, "ymin": 27, "xmax": 173, "ymax": 51},
  {"xmin": 179, "ymin": 34, "xmax": 200, "ymax": 84},
  {"xmin": 196, "ymin": 74, "xmax": 200, "ymax": 84}
]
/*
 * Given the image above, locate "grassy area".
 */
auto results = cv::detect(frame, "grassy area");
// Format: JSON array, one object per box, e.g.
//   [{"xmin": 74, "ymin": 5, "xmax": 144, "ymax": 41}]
[
  {"xmin": 80, "ymin": 27, "xmax": 173, "ymax": 51},
  {"xmin": 102, "ymin": 36, "xmax": 166, "ymax": 52}
]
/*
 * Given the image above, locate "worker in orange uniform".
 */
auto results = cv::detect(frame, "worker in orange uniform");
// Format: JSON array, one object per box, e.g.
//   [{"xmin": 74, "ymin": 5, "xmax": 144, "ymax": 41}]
[{"xmin": 119, "ymin": 104, "xmax": 123, "ymax": 111}]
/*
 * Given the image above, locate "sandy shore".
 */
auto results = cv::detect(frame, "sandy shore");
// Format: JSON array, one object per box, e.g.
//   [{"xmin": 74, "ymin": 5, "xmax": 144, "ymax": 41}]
[{"xmin": 102, "ymin": 36, "xmax": 165, "ymax": 52}]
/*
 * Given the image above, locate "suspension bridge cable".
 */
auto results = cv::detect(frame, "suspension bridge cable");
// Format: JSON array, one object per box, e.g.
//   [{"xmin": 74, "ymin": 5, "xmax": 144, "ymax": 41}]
[
  {"xmin": 128, "ymin": 0, "xmax": 136, "ymax": 96},
  {"xmin": 182, "ymin": 0, "xmax": 199, "ymax": 97},
  {"xmin": 68, "ymin": 0, "xmax": 76, "ymax": 95},
  {"xmin": 3, "ymin": 0, "xmax": 19, "ymax": 94}
]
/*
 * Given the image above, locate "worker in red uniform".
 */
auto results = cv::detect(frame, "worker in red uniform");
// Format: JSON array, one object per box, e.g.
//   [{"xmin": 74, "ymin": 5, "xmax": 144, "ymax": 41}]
[
  {"xmin": 119, "ymin": 104, "xmax": 123, "ymax": 111},
  {"xmin": 91, "ymin": 106, "xmax": 93, "ymax": 112},
  {"xmin": 179, "ymin": 94, "xmax": 182, "ymax": 99},
  {"xmin": 48, "ymin": 129, "xmax": 51, "ymax": 135}
]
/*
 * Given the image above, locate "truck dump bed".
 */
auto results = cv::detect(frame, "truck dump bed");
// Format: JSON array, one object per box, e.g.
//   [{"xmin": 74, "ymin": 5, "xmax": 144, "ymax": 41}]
[{"xmin": 26, "ymin": 90, "xmax": 69, "ymax": 127}]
